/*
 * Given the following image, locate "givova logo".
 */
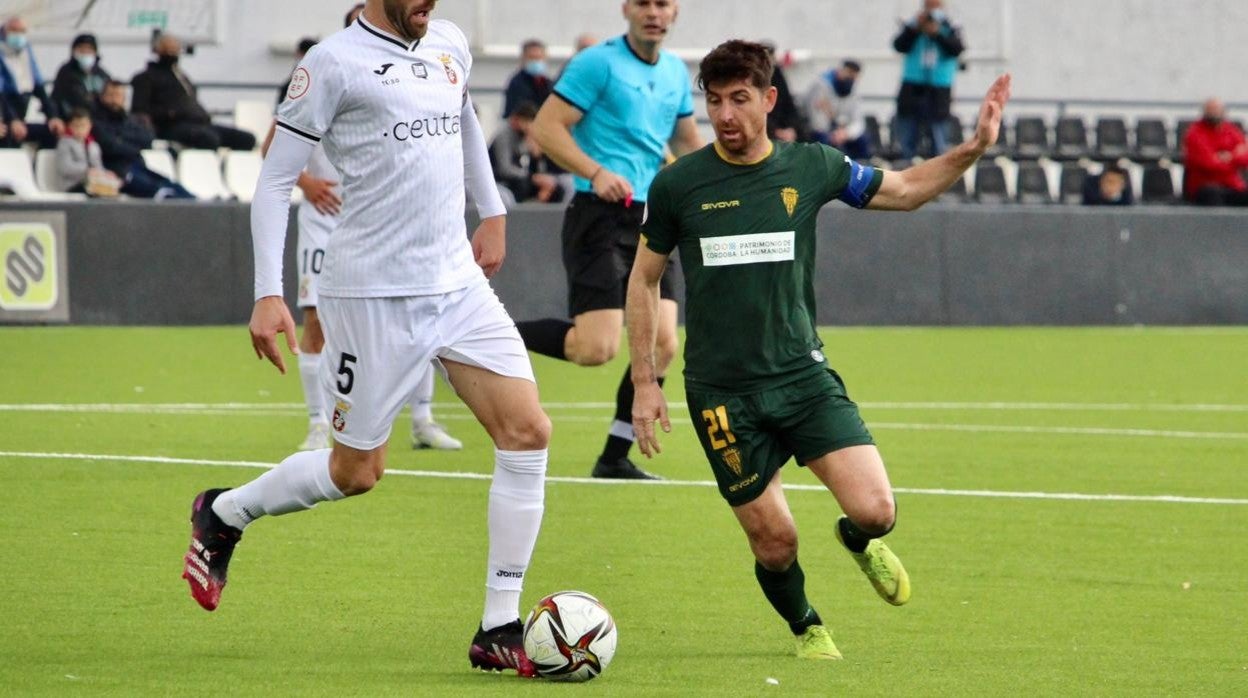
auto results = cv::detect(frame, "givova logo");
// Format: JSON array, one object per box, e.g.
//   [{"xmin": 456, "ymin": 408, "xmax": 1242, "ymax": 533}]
[{"xmin": 0, "ymin": 224, "xmax": 57, "ymax": 310}]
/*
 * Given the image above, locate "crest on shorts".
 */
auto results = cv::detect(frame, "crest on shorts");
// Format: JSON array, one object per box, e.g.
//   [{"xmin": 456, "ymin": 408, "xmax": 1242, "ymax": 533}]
[
  {"xmin": 299, "ymin": 277, "xmax": 310, "ymax": 299},
  {"xmin": 781, "ymin": 187, "xmax": 799, "ymax": 217},
  {"xmin": 332, "ymin": 400, "xmax": 350, "ymax": 432},
  {"xmin": 439, "ymin": 54, "xmax": 458, "ymax": 84},
  {"xmin": 721, "ymin": 447, "xmax": 743, "ymax": 477}
]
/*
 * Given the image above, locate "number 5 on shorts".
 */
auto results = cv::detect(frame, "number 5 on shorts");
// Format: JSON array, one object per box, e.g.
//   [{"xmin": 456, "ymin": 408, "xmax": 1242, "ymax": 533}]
[
  {"xmin": 337, "ymin": 353, "xmax": 358, "ymax": 394},
  {"xmin": 702, "ymin": 405, "xmax": 737, "ymax": 450}
]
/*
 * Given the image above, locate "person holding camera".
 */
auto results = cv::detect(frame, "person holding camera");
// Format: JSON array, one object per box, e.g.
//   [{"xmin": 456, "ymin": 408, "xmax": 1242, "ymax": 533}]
[{"xmin": 892, "ymin": 0, "xmax": 965, "ymax": 159}]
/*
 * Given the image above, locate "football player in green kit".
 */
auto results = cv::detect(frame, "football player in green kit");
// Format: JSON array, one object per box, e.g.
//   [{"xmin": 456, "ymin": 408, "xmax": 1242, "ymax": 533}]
[{"xmin": 627, "ymin": 39, "xmax": 1011, "ymax": 660}]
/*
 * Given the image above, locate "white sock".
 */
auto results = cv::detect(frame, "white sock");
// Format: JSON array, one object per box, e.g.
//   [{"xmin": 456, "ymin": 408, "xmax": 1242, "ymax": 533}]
[
  {"xmin": 482, "ymin": 448, "xmax": 546, "ymax": 630},
  {"xmin": 298, "ymin": 352, "xmax": 326, "ymax": 423},
  {"xmin": 410, "ymin": 363, "xmax": 435, "ymax": 425},
  {"xmin": 212, "ymin": 449, "xmax": 344, "ymax": 530}
]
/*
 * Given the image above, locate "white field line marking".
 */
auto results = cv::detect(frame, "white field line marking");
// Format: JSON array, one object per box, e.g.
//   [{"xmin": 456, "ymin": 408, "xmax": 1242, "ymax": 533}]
[
  {"xmin": 1, "ymin": 450, "xmax": 1246, "ymax": 506},
  {"xmin": 2, "ymin": 404, "xmax": 1247, "ymax": 440},
  {"xmin": 4, "ymin": 401, "xmax": 1248, "ymax": 413}
]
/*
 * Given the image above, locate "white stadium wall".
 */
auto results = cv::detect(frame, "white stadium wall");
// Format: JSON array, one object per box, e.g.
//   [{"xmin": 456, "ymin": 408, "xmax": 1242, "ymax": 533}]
[{"xmin": 15, "ymin": 0, "xmax": 1248, "ymax": 129}]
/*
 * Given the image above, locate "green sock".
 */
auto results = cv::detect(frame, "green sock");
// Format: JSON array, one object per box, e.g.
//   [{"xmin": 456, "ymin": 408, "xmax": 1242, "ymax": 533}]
[{"xmin": 754, "ymin": 559, "xmax": 823, "ymax": 635}]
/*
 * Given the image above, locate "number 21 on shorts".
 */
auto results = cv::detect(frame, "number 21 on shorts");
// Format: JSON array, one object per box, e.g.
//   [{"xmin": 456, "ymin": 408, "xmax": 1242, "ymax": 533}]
[{"xmin": 702, "ymin": 405, "xmax": 736, "ymax": 450}]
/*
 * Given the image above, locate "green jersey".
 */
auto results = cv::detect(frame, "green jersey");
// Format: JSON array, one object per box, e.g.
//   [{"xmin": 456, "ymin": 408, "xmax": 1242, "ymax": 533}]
[{"xmin": 642, "ymin": 141, "xmax": 883, "ymax": 393}]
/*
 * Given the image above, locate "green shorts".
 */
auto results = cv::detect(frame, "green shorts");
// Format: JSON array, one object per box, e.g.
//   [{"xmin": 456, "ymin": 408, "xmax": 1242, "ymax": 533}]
[{"xmin": 685, "ymin": 369, "xmax": 875, "ymax": 507}]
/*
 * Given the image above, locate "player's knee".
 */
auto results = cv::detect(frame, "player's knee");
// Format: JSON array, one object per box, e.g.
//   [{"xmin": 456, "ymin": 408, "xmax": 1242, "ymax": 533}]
[
  {"xmin": 754, "ymin": 532, "xmax": 798, "ymax": 571},
  {"xmin": 330, "ymin": 453, "xmax": 385, "ymax": 496},
  {"xmin": 571, "ymin": 339, "xmax": 618, "ymax": 366},
  {"xmin": 852, "ymin": 495, "xmax": 896, "ymax": 536},
  {"xmin": 495, "ymin": 410, "xmax": 552, "ymax": 451}
]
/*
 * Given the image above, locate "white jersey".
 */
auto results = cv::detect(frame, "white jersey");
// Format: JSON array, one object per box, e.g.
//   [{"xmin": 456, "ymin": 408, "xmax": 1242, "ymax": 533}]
[
  {"xmin": 276, "ymin": 16, "xmax": 480, "ymax": 298},
  {"xmin": 296, "ymin": 144, "xmax": 340, "ymax": 236}
]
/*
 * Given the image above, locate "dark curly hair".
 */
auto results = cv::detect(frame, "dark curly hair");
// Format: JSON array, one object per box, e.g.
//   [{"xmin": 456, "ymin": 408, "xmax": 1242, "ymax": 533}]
[{"xmin": 697, "ymin": 39, "xmax": 774, "ymax": 92}]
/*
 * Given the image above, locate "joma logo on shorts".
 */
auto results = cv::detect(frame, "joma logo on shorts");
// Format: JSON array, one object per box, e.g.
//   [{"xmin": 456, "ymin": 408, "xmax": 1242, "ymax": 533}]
[{"xmin": 701, "ymin": 200, "xmax": 741, "ymax": 211}]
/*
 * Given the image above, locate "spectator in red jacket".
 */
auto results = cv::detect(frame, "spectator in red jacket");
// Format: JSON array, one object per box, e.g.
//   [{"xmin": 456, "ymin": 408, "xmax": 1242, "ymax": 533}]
[{"xmin": 1183, "ymin": 98, "xmax": 1248, "ymax": 206}]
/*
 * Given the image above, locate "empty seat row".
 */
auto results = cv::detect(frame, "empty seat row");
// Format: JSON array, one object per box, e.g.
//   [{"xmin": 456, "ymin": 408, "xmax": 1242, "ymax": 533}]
[
  {"xmin": 959, "ymin": 157, "xmax": 1185, "ymax": 205},
  {"xmin": 860, "ymin": 114, "xmax": 1237, "ymax": 163}
]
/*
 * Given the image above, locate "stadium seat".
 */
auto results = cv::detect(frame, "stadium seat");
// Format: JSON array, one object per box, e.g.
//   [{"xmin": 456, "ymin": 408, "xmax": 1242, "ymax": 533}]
[
  {"xmin": 1095, "ymin": 117, "xmax": 1130, "ymax": 160},
  {"xmin": 224, "ymin": 150, "xmax": 263, "ymax": 202},
  {"xmin": 863, "ymin": 114, "xmax": 886, "ymax": 158},
  {"xmin": 973, "ymin": 162, "xmax": 1009, "ymax": 204},
  {"xmin": 1015, "ymin": 162, "xmax": 1052, "ymax": 204},
  {"xmin": 1134, "ymin": 118, "xmax": 1170, "ymax": 161},
  {"xmin": 1013, "ymin": 116, "xmax": 1048, "ymax": 159},
  {"xmin": 1058, "ymin": 163, "xmax": 1088, "ymax": 204},
  {"xmin": 142, "ymin": 149, "xmax": 177, "ymax": 181},
  {"xmin": 233, "ymin": 99, "xmax": 275, "ymax": 147},
  {"xmin": 984, "ymin": 119, "xmax": 1010, "ymax": 158},
  {"xmin": 0, "ymin": 149, "xmax": 88, "ymax": 200},
  {"xmin": 177, "ymin": 149, "xmax": 232, "ymax": 200},
  {"xmin": 947, "ymin": 117, "xmax": 965, "ymax": 146},
  {"xmin": 1140, "ymin": 164, "xmax": 1177, "ymax": 204},
  {"xmin": 1054, "ymin": 117, "xmax": 1089, "ymax": 159},
  {"xmin": 0, "ymin": 148, "xmax": 40, "ymax": 198},
  {"xmin": 1175, "ymin": 118, "xmax": 1196, "ymax": 157},
  {"xmin": 34, "ymin": 149, "xmax": 59, "ymax": 193}
]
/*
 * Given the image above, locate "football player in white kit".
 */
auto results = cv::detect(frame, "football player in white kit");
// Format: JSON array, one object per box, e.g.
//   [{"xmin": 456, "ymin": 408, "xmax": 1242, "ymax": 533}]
[
  {"xmin": 273, "ymin": 34, "xmax": 463, "ymax": 452},
  {"xmin": 182, "ymin": 0, "xmax": 548, "ymax": 677}
]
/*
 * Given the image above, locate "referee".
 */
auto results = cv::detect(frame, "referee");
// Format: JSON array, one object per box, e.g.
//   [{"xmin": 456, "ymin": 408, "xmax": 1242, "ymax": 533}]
[{"xmin": 518, "ymin": 0, "xmax": 703, "ymax": 479}]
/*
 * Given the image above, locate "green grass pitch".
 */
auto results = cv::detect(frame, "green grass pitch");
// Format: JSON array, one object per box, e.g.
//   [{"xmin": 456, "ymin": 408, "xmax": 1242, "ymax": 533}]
[{"xmin": 1, "ymin": 326, "xmax": 1246, "ymax": 696}]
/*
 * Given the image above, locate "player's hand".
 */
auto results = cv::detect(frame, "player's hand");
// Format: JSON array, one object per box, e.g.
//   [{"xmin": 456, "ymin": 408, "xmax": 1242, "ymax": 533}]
[
  {"xmin": 972, "ymin": 74, "xmax": 1012, "ymax": 154},
  {"xmin": 249, "ymin": 295, "xmax": 299, "ymax": 375},
  {"xmin": 591, "ymin": 168, "xmax": 633, "ymax": 204},
  {"xmin": 632, "ymin": 381, "xmax": 670, "ymax": 458},
  {"xmin": 471, "ymin": 215, "xmax": 506, "ymax": 278},
  {"xmin": 298, "ymin": 176, "xmax": 342, "ymax": 216}
]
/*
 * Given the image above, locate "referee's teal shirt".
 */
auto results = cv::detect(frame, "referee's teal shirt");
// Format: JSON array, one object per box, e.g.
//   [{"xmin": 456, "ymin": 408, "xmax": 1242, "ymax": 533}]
[{"xmin": 553, "ymin": 35, "xmax": 695, "ymax": 203}]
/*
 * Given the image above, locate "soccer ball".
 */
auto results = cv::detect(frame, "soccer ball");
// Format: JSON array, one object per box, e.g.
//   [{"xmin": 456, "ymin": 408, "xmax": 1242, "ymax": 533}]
[{"xmin": 522, "ymin": 591, "xmax": 618, "ymax": 682}]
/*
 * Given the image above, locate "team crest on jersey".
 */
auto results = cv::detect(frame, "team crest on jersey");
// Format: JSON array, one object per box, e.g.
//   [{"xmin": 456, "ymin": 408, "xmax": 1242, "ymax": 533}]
[
  {"xmin": 287, "ymin": 67, "xmax": 310, "ymax": 100},
  {"xmin": 781, "ymin": 187, "xmax": 799, "ymax": 217},
  {"xmin": 411, "ymin": 62, "xmax": 428, "ymax": 79},
  {"xmin": 332, "ymin": 400, "xmax": 350, "ymax": 432},
  {"xmin": 438, "ymin": 54, "xmax": 458, "ymax": 84},
  {"xmin": 721, "ymin": 447, "xmax": 743, "ymax": 477}
]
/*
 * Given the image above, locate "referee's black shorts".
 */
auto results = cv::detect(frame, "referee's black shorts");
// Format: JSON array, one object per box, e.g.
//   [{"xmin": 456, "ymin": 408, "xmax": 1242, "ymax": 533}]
[{"xmin": 560, "ymin": 192, "xmax": 678, "ymax": 317}]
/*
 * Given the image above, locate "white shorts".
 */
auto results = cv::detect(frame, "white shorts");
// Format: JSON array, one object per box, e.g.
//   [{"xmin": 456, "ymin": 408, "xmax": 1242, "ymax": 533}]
[
  {"xmin": 295, "ymin": 205, "xmax": 333, "ymax": 308},
  {"xmin": 318, "ymin": 280, "xmax": 536, "ymax": 450}
]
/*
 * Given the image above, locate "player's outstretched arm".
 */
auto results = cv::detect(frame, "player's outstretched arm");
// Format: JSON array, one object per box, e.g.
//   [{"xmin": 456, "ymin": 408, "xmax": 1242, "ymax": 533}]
[
  {"xmin": 626, "ymin": 245, "xmax": 672, "ymax": 457},
  {"xmin": 868, "ymin": 74, "xmax": 1012, "ymax": 211}
]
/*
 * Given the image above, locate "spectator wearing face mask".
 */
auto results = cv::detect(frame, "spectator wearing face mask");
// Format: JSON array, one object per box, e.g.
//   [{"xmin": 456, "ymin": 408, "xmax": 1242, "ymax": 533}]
[
  {"xmin": 129, "ymin": 33, "xmax": 256, "ymax": 150},
  {"xmin": 804, "ymin": 59, "xmax": 870, "ymax": 160},
  {"xmin": 503, "ymin": 39, "xmax": 552, "ymax": 118},
  {"xmin": 52, "ymin": 33, "xmax": 112, "ymax": 116},
  {"xmin": 0, "ymin": 15, "xmax": 65, "ymax": 149},
  {"xmin": 1183, "ymin": 98, "xmax": 1248, "ymax": 206}
]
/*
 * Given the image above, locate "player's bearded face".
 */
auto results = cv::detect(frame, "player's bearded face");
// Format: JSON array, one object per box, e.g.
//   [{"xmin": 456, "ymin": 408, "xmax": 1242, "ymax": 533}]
[
  {"xmin": 707, "ymin": 81, "xmax": 772, "ymax": 155},
  {"xmin": 384, "ymin": 0, "xmax": 436, "ymax": 41}
]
